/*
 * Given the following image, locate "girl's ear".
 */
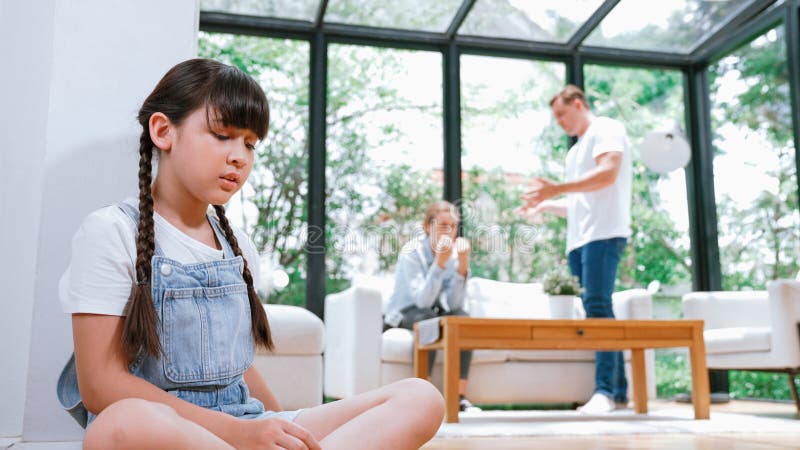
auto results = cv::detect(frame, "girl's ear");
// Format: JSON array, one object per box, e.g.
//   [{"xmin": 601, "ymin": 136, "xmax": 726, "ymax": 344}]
[{"xmin": 149, "ymin": 112, "xmax": 174, "ymax": 151}]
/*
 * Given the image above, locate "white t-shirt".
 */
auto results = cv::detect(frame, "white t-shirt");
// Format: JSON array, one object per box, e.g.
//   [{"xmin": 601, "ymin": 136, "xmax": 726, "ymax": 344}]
[
  {"xmin": 564, "ymin": 116, "xmax": 632, "ymax": 254},
  {"xmin": 59, "ymin": 199, "xmax": 261, "ymax": 316}
]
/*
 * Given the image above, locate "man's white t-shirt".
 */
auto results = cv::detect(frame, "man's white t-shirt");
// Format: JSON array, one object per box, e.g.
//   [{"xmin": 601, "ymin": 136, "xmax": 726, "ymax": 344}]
[
  {"xmin": 59, "ymin": 199, "xmax": 261, "ymax": 316},
  {"xmin": 564, "ymin": 116, "xmax": 632, "ymax": 254}
]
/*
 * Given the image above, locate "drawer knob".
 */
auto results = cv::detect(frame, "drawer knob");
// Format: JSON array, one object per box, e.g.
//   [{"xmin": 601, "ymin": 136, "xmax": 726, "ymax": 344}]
[{"xmin": 577, "ymin": 328, "xmax": 584, "ymax": 336}]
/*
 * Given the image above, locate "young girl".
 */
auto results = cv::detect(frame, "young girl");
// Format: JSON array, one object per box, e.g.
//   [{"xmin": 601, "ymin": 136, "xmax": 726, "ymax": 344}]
[{"xmin": 57, "ymin": 58, "xmax": 444, "ymax": 450}]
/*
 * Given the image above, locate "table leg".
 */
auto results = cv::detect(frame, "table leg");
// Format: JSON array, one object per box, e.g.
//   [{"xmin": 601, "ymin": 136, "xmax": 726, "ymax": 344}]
[
  {"xmin": 413, "ymin": 324, "xmax": 428, "ymax": 379},
  {"xmin": 689, "ymin": 324, "xmax": 711, "ymax": 419},
  {"xmin": 631, "ymin": 349, "xmax": 648, "ymax": 414},
  {"xmin": 443, "ymin": 324, "xmax": 460, "ymax": 423}
]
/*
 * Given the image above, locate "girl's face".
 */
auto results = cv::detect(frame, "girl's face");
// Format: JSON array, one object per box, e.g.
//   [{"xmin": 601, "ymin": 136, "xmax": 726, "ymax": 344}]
[
  {"xmin": 157, "ymin": 107, "xmax": 258, "ymax": 207},
  {"xmin": 424, "ymin": 210, "xmax": 458, "ymax": 246}
]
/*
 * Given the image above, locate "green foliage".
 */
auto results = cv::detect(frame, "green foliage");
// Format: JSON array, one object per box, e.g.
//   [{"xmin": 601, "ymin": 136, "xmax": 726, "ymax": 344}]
[
  {"xmin": 655, "ymin": 350, "xmax": 692, "ymax": 399},
  {"xmin": 710, "ymin": 26, "xmax": 800, "ymax": 290},
  {"xmin": 542, "ymin": 269, "xmax": 582, "ymax": 296}
]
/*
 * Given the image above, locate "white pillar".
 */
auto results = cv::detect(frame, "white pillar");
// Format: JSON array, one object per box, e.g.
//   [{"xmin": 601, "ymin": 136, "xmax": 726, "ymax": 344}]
[{"xmin": 0, "ymin": 0, "xmax": 199, "ymax": 442}]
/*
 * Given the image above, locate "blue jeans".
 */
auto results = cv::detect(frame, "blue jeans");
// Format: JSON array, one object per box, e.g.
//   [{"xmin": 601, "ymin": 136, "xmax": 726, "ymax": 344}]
[{"xmin": 568, "ymin": 237, "xmax": 628, "ymax": 403}]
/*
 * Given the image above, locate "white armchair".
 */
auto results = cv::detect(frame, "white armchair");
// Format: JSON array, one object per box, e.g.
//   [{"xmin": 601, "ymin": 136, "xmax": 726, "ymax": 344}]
[{"xmin": 682, "ymin": 279, "xmax": 800, "ymax": 411}]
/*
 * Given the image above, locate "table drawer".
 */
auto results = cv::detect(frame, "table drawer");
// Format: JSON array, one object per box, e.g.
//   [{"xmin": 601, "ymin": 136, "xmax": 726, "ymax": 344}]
[
  {"xmin": 532, "ymin": 326, "xmax": 625, "ymax": 340},
  {"xmin": 460, "ymin": 325, "xmax": 531, "ymax": 340}
]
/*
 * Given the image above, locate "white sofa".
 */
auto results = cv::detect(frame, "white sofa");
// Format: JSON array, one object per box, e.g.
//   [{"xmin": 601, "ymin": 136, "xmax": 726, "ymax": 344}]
[
  {"xmin": 255, "ymin": 304, "xmax": 325, "ymax": 410},
  {"xmin": 682, "ymin": 279, "xmax": 800, "ymax": 410},
  {"xmin": 324, "ymin": 275, "xmax": 656, "ymax": 405}
]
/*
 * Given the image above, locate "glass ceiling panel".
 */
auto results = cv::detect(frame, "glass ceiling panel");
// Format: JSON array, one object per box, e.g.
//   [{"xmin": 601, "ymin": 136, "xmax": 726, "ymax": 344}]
[
  {"xmin": 585, "ymin": 0, "xmax": 752, "ymax": 53},
  {"xmin": 200, "ymin": 0, "xmax": 320, "ymax": 22},
  {"xmin": 458, "ymin": 0, "xmax": 606, "ymax": 43},
  {"xmin": 324, "ymin": 0, "xmax": 464, "ymax": 32}
]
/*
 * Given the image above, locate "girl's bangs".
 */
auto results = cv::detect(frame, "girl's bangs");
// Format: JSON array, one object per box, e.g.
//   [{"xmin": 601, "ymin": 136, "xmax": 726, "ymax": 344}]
[{"xmin": 205, "ymin": 67, "xmax": 269, "ymax": 140}]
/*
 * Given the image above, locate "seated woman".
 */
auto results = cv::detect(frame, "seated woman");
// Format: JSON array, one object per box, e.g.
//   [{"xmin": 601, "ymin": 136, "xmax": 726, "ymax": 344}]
[{"xmin": 384, "ymin": 201, "xmax": 480, "ymax": 412}]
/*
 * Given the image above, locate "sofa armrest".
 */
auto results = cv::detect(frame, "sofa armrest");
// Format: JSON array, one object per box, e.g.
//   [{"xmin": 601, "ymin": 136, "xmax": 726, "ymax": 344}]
[
  {"xmin": 612, "ymin": 289, "xmax": 652, "ymax": 319},
  {"xmin": 323, "ymin": 285, "xmax": 383, "ymax": 399},
  {"xmin": 254, "ymin": 304, "xmax": 325, "ymax": 409},
  {"xmin": 262, "ymin": 304, "xmax": 324, "ymax": 355},
  {"xmin": 682, "ymin": 291, "xmax": 769, "ymax": 330},
  {"xmin": 767, "ymin": 280, "xmax": 800, "ymax": 367}
]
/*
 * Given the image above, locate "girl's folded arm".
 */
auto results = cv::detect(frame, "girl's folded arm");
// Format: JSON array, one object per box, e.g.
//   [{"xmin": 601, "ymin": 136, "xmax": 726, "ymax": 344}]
[{"xmin": 72, "ymin": 313, "xmax": 241, "ymax": 443}]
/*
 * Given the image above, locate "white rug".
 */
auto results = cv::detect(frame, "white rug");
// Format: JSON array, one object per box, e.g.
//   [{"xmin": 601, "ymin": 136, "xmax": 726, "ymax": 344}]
[{"xmin": 436, "ymin": 408, "xmax": 800, "ymax": 437}]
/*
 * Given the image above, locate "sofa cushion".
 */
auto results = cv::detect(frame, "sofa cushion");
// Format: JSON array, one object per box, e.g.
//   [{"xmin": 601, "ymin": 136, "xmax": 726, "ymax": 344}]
[
  {"xmin": 381, "ymin": 328, "xmax": 508, "ymax": 364},
  {"xmin": 467, "ymin": 277, "xmax": 562, "ymax": 319},
  {"xmin": 704, "ymin": 327, "xmax": 771, "ymax": 355}
]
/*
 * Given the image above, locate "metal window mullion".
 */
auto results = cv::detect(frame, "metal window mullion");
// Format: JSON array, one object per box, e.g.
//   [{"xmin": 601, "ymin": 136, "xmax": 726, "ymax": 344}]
[
  {"xmin": 307, "ymin": 30, "xmax": 327, "ymax": 319},
  {"xmin": 443, "ymin": 42, "xmax": 462, "ymax": 207},
  {"xmin": 683, "ymin": 65, "xmax": 722, "ymax": 293},
  {"xmin": 787, "ymin": 0, "xmax": 800, "ymax": 214}
]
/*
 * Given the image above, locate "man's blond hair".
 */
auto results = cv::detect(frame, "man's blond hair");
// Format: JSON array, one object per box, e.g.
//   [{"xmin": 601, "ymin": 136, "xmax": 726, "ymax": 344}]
[{"xmin": 549, "ymin": 84, "xmax": 590, "ymax": 108}]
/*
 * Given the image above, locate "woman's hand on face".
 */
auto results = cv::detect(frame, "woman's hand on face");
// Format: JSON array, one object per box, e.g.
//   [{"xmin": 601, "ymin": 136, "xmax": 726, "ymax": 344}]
[
  {"xmin": 232, "ymin": 417, "xmax": 320, "ymax": 450},
  {"xmin": 455, "ymin": 237, "xmax": 470, "ymax": 276},
  {"xmin": 433, "ymin": 235, "xmax": 454, "ymax": 268}
]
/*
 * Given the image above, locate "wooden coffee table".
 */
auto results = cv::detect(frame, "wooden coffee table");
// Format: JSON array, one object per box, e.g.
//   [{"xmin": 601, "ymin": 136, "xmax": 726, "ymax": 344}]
[{"xmin": 413, "ymin": 317, "xmax": 709, "ymax": 423}]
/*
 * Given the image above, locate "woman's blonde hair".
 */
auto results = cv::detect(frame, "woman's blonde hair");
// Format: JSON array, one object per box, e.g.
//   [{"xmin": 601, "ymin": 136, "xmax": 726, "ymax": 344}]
[{"xmin": 423, "ymin": 201, "xmax": 460, "ymax": 225}]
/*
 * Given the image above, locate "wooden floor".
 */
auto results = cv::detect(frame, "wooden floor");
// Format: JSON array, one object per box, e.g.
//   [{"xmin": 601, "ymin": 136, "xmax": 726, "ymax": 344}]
[{"xmin": 421, "ymin": 400, "xmax": 800, "ymax": 449}]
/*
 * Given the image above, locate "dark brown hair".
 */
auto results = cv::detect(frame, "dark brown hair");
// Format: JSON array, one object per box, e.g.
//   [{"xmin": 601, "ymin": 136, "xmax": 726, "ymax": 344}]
[
  {"xmin": 549, "ymin": 84, "xmax": 590, "ymax": 108},
  {"xmin": 122, "ymin": 58, "xmax": 273, "ymax": 360}
]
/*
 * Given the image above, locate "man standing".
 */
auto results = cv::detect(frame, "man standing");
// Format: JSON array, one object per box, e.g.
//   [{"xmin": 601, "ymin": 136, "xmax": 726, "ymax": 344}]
[{"xmin": 520, "ymin": 84, "xmax": 632, "ymax": 414}]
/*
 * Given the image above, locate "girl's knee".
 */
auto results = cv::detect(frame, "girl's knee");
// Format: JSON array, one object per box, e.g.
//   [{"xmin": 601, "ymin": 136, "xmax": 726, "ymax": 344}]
[
  {"xmin": 394, "ymin": 378, "xmax": 445, "ymax": 420},
  {"xmin": 84, "ymin": 399, "xmax": 179, "ymax": 450}
]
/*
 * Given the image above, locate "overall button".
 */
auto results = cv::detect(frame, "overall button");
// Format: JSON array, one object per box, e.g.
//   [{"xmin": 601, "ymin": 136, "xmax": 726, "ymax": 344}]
[{"xmin": 160, "ymin": 264, "xmax": 172, "ymax": 276}]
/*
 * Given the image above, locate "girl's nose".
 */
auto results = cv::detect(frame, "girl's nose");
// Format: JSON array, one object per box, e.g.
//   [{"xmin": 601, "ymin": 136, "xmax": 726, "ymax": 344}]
[{"xmin": 228, "ymin": 140, "xmax": 248, "ymax": 166}]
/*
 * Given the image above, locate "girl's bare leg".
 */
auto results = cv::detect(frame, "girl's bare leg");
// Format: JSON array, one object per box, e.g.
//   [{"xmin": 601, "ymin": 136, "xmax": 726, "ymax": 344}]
[
  {"xmin": 83, "ymin": 398, "xmax": 234, "ymax": 450},
  {"xmin": 295, "ymin": 378, "xmax": 444, "ymax": 450}
]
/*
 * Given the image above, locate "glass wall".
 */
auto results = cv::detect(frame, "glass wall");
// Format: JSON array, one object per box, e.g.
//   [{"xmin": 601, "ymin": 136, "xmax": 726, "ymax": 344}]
[
  {"xmin": 710, "ymin": 25, "xmax": 800, "ymax": 292},
  {"xmin": 460, "ymin": 55, "xmax": 565, "ymax": 282},
  {"xmin": 199, "ymin": 32, "xmax": 311, "ymax": 306},
  {"xmin": 325, "ymin": 45, "xmax": 444, "ymax": 293},
  {"xmin": 709, "ymin": 26, "xmax": 799, "ymax": 401}
]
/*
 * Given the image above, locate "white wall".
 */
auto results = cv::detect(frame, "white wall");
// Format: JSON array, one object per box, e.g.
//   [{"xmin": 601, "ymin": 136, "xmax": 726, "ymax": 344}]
[
  {"xmin": 0, "ymin": 0, "xmax": 55, "ymax": 438},
  {"xmin": 1, "ymin": 0, "xmax": 199, "ymax": 441}
]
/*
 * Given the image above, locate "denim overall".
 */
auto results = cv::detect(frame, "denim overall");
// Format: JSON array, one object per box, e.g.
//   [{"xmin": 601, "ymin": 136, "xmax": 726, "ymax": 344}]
[{"xmin": 57, "ymin": 202, "xmax": 296, "ymax": 428}]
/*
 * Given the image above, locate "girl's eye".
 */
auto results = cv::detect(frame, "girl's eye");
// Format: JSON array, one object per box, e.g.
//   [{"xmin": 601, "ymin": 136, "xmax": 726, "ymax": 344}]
[
  {"xmin": 245, "ymin": 143, "xmax": 256, "ymax": 151},
  {"xmin": 214, "ymin": 133, "xmax": 229, "ymax": 141}
]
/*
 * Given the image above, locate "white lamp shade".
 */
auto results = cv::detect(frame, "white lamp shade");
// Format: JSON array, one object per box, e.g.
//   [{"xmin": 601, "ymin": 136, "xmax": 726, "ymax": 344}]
[{"xmin": 640, "ymin": 124, "xmax": 691, "ymax": 174}]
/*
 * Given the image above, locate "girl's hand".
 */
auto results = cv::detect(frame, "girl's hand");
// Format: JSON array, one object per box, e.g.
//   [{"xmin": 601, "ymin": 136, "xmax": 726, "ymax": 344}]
[{"xmin": 231, "ymin": 417, "xmax": 320, "ymax": 450}]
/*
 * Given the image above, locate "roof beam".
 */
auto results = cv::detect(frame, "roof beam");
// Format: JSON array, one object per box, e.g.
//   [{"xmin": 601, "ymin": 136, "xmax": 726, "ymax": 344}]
[
  {"xmin": 446, "ymin": 0, "xmax": 477, "ymax": 39},
  {"xmin": 200, "ymin": 12, "xmax": 313, "ymax": 40},
  {"xmin": 567, "ymin": 0, "xmax": 620, "ymax": 49},
  {"xmin": 690, "ymin": 0, "xmax": 779, "ymax": 63},
  {"xmin": 314, "ymin": 0, "xmax": 329, "ymax": 28}
]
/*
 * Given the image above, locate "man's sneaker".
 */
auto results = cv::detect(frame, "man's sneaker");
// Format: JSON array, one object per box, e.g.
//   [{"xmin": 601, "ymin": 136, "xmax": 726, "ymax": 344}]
[
  {"xmin": 459, "ymin": 395, "xmax": 481, "ymax": 412},
  {"xmin": 577, "ymin": 393, "xmax": 616, "ymax": 414}
]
